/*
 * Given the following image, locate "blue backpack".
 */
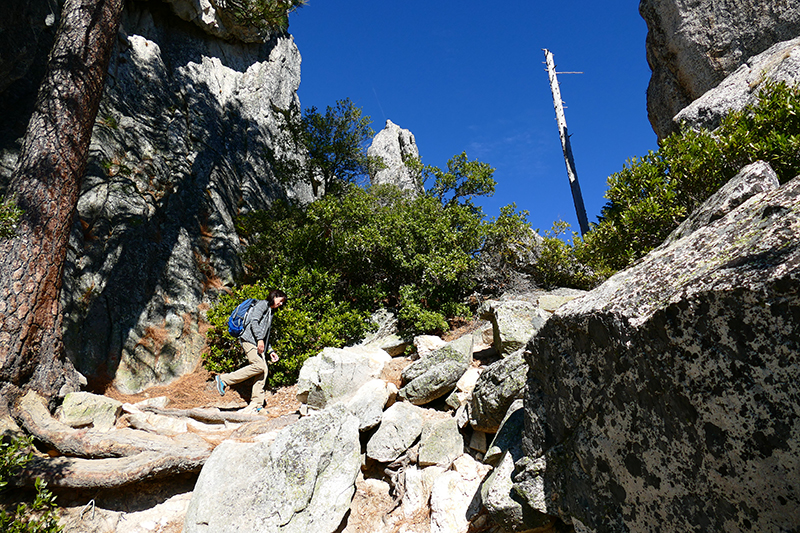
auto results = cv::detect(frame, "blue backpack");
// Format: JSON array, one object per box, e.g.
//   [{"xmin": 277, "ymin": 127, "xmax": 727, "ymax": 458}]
[{"xmin": 227, "ymin": 298, "xmax": 255, "ymax": 337}]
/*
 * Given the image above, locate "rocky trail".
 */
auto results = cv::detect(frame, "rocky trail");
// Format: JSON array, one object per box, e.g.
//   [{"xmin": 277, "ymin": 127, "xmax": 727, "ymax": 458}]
[{"xmin": 29, "ymin": 370, "xmax": 304, "ymax": 533}]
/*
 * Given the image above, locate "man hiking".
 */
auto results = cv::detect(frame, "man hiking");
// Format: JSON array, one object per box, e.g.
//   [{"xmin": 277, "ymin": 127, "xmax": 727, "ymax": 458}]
[{"xmin": 215, "ymin": 289, "xmax": 287, "ymax": 414}]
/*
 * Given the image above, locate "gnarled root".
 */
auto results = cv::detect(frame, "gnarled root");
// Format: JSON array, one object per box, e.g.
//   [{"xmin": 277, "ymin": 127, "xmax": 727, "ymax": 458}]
[{"xmin": 13, "ymin": 391, "xmax": 214, "ymax": 489}]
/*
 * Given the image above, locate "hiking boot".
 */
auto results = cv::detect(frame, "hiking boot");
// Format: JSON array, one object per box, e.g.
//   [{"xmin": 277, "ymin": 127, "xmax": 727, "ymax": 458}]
[
  {"xmin": 240, "ymin": 404, "xmax": 261, "ymax": 414},
  {"xmin": 214, "ymin": 375, "xmax": 226, "ymax": 396}
]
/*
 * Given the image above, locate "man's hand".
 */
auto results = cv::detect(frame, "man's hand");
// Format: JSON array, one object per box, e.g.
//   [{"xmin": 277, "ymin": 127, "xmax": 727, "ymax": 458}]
[
  {"xmin": 257, "ymin": 340, "xmax": 265, "ymax": 354},
  {"xmin": 269, "ymin": 351, "xmax": 279, "ymax": 363}
]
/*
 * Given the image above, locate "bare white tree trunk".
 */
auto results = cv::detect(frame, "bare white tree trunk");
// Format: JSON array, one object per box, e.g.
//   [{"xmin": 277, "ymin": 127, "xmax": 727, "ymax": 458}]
[{"xmin": 544, "ymin": 48, "xmax": 589, "ymax": 236}]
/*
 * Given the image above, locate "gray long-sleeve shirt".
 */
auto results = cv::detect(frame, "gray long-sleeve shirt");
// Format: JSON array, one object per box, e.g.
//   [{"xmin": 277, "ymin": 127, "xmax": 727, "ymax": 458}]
[{"xmin": 240, "ymin": 299, "xmax": 274, "ymax": 351}]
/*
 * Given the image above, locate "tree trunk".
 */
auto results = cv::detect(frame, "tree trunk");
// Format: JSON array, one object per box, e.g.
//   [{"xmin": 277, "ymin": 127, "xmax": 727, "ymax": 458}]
[
  {"xmin": 543, "ymin": 49, "xmax": 590, "ymax": 236},
  {"xmin": 0, "ymin": 0, "xmax": 124, "ymax": 401}
]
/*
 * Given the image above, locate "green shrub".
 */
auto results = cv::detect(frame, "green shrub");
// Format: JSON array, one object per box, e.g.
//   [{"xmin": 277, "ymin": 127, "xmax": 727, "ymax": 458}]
[
  {"xmin": 239, "ymin": 179, "xmax": 485, "ymax": 333},
  {"xmin": 0, "ymin": 435, "xmax": 62, "ymax": 533},
  {"xmin": 0, "ymin": 196, "xmax": 23, "ymax": 239},
  {"xmin": 530, "ymin": 221, "xmax": 606, "ymax": 290},
  {"xmin": 215, "ymin": 0, "xmax": 306, "ymax": 32},
  {"xmin": 580, "ymin": 81, "xmax": 800, "ymax": 274},
  {"xmin": 203, "ymin": 271, "xmax": 369, "ymax": 387}
]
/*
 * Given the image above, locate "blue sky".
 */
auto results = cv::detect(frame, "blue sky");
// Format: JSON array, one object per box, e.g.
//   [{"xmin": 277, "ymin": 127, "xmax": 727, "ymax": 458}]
[{"xmin": 288, "ymin": 1, "xmax": 658, "ymax": 235}]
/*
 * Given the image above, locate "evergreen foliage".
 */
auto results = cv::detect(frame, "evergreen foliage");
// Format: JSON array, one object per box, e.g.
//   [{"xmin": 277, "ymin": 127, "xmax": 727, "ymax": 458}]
[
  {"xmin": 543, "ymin": 81, "xmax": 800, "ymax": 286},
  {"xmin": 271, "ymin": 98, "xmax": 381, "ymax": 196},
  {"xmin": 238, "ymin": 176, "xmax": 488, "ymax": 333},
  {"xmin": 215, "ymin": 0, "xmax": 306, "ymax": 32},
  {"xmin": 0, "ymin": 435, "xmax": 62, "ymax": 533},
  {"xmin": 531, "ymin": 221, "xmax": 606, "ymax": 290}
]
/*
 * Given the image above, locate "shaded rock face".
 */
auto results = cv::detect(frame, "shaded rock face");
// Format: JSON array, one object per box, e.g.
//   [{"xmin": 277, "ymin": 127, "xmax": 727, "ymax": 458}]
[
  {"xmin": 640, "ymin": 0, "xmax": 800, "ymax": 138},
  {"xmin": 11, "ymin": 0, "xmax": 312, "ymax": 394},
  {"xmin": 367, "ymin": 119, "xmax": 422, "ymax": 194},
  {"xmin": 0, "ymin": 0, "xmax": 56, "ymax": 95},
  {"xmin": 518, "ymin": 174, "xmax": 800, "ymax": 530}
]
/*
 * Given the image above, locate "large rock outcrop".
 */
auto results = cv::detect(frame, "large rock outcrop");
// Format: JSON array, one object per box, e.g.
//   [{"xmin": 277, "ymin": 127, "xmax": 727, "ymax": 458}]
[
  {"xmin": 516, "ymin": 171, "xmax": 800, "ymax": 530},
  {"xmin": 640, "ymin": 0, "xmax": 800, "ymax": 138},
  {"xmin": 674, "ymin": 36, "xmax": 800, "ymax": 132},
  {"xmin": 367, "ymin": 119, "xmax": 422, "ymax": 194},
  {"xmin": 0, "ymin": 0, "xmax": 314, "ymax": 393}
]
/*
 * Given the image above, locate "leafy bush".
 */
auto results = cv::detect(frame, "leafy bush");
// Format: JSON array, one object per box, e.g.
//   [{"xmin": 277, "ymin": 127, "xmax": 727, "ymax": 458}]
[
  {"xmin": 0, "ymin": 435, "xmax": 62, "ymax": 533},
  {"xmin": 579, "ymin": 81, "xmax": 800, "ymax": 274},
  {"xmin": 481, "ymin": 205, "xmax": 537, "ymax": 271},
  {"xmin": 238, "ymin": 178, "xmax": 485, "ymax": 333},
  {"xmin": 0, "ymin": 196, "xmax": 23, "ymax": 239},
  {"xmin": 214, "ymin": 0, "xmax": 306, "ymax": 32},
  {"xmin": 204, "ymin": 272, "xmax": 369, "ymax": 387},
  {"xmin": 531, "ymin": 221, "xmax": 606, "ymax": 290}
]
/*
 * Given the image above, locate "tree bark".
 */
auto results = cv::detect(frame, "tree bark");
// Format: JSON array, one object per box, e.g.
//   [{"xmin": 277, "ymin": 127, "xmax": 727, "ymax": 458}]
[
  {"xmin": 22, "ymin": 451, "xmax": 211, "ymax": 489},
  {"xmin": 0, "ymin": 0, "xmax": 124, "ymax": 401}
]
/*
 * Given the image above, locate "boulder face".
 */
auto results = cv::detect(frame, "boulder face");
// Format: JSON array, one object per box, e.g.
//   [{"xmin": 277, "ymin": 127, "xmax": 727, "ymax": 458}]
[
  {"xmin": 399, "ymin": 335, "xmax": 473, "ymax": 405},
  {"xmin": 0, "ymin": 0, "xmax": 314, "ymax": 394},
  {"xmin": 661, "ymin": 160, "xmax": 780, "ymax": 247},
  {"xmin": 640, "ymin": 0, "xmax": 800, "ymax": 138},
  {"xmin": 296, "ymin": 346, "xmax": 391, "ymax": 411},
  {"xmin": 517, "ymin": 173, "xmax": 800, "ymax": 530},
  {"xmin": 185, "ymin": 404, "xmax": 361, "ymax": 533},
  {"xmin": 469, "ymin": 349, "xmax": 527, "ymax": 433},
  {"xmin": 674, "ymin": 36, "xmax": 800, "ymax": 132}
]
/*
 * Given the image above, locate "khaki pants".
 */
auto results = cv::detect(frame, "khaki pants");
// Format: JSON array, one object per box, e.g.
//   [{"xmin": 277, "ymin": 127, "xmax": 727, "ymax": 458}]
[{"xmin": 220, "ymin": 342, "xmax": 267, "ymax": 407}]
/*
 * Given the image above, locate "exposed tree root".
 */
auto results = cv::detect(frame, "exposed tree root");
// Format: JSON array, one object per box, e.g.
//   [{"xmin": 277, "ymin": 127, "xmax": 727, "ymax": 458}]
[
  {"xmin": 139, "ymin": 406, "xmax": 267, "ymax": 424},
  {"xmin": 12, "ymin": 391, "xmax": 214, "ymax": 489},
  {"xmin": 21, "ymin": 448, "xmax": 209, "ymax": 489}
]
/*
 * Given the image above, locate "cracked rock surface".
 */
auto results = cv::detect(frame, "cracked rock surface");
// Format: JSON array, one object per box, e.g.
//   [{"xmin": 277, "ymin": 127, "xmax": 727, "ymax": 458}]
[{"xmin": 518, "ymin": 174, "xmax": 800, "ymax": 531}]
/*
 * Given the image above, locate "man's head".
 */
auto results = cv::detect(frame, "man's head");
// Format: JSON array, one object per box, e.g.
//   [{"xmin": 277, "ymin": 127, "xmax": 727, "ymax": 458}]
[{"xmin": 268, "ymin": 289, "xmax": 287, "ymax": 309}]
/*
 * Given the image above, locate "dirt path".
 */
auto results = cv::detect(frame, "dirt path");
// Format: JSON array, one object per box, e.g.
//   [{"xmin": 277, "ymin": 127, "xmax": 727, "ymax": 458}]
[{"xmin": 102, "ymin": 366, "xmax": 301, "ymax": 418}]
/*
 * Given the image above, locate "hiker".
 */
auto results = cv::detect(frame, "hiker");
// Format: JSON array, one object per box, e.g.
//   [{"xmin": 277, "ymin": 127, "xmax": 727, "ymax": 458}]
[{"xmin": 214, "ymin": 289, "xmax": 287, "ymax": 414}]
